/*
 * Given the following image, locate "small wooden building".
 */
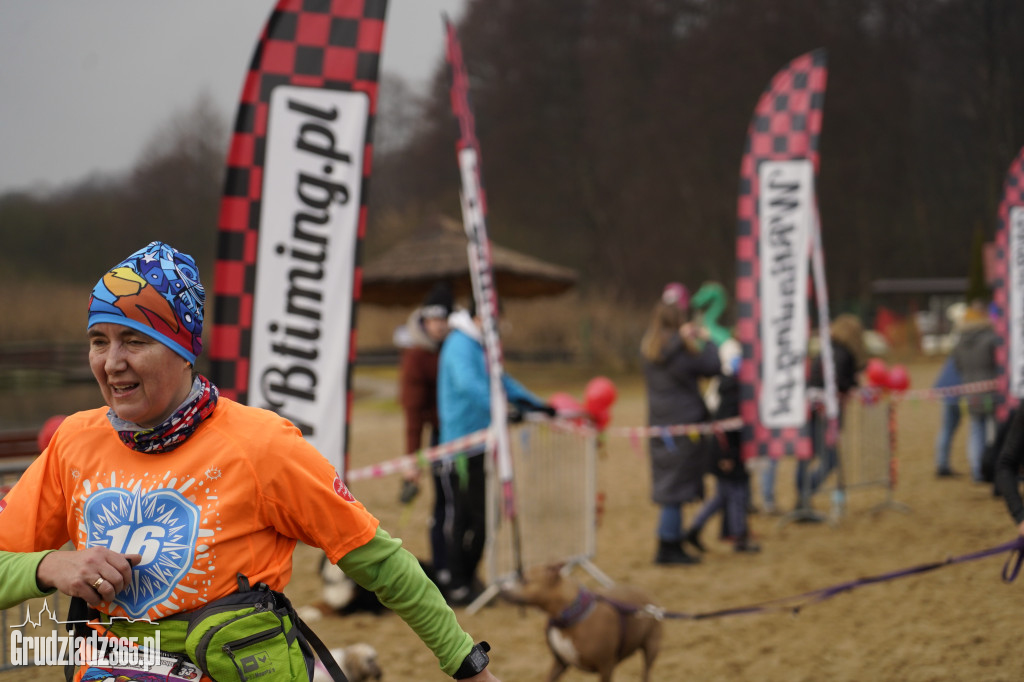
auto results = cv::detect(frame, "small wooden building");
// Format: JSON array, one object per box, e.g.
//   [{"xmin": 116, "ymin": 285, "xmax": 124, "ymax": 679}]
[{"xmin": 360, "ymin": 215, "xmax": 577, "ymax": 307}]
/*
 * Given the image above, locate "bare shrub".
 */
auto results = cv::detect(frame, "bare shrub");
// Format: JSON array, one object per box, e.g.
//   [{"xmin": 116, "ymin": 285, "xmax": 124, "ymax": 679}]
[
  {"xmin": 356, "ymin": 290, "xmax": 649, "ymax": 370},
  {"xmin": 4, "ymin": 276, "xmax": 649, "ymax": 370},
  {"xmin": 0, "ymin": 277, "xmax": 85, "ymax": 343}
]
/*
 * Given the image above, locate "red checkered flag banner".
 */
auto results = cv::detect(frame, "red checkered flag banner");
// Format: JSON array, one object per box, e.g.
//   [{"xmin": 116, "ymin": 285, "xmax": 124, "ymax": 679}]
[
  {"xmin": 735, "ymin": 49, "xmax": 830, "ymax": 462},
  {"xmin": 991, "ymin": 145, "xmax": 1024, "ymax": 421},
  {"xmin": 209, "ymin": 0, "xmax": 389, "ymax": 477},
  {"xmin": 444, "ymin": 19, "xmax": 517, "ymax": 517}
]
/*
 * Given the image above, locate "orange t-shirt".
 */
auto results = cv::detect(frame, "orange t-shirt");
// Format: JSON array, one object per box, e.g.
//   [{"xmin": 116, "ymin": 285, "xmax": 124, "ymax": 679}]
[{"xmin": 0, "ymin": 398, "xmax": 378, "ymax": 620}]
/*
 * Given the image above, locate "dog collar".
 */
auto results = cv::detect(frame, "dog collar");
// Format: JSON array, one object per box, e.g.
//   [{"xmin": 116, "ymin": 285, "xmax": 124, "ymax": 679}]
[{"xmin": 549, "ymin": 587, "xmax": 597, "ymax": 629}]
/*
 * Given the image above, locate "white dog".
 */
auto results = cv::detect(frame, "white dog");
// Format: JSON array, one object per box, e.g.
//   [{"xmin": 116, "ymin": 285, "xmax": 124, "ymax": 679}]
[{"xmin": 312, "ymin": 643, "xmax": 382, "ymax": 682}]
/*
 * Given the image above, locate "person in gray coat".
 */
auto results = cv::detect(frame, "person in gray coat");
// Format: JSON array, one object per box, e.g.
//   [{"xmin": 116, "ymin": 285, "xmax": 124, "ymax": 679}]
[
  {"xmin": 951, "ymin": 299, "xmax": 1000, "ymax": 482},
  {"xmin": 641, "ymin": 284, "xmax": 721, "ymax": 565}
]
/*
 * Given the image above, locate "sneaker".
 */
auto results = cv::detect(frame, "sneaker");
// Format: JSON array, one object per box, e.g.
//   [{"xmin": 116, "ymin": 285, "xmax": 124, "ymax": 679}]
[{"xmin": 936, "ymin": 468, "xmax": 956, "ymax": 478}]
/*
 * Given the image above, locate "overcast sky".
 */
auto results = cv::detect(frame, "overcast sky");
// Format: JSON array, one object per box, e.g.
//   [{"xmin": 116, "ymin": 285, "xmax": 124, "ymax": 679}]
[{"xmin": 0, "ymin": 1, "xmax": 468, "ymax": 195}]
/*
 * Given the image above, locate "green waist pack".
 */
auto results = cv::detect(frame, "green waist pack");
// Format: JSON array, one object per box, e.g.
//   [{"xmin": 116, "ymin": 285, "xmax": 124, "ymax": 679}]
[{"xmin": 176, "ymin": 574, "xmax": 348, "ymax": 682}]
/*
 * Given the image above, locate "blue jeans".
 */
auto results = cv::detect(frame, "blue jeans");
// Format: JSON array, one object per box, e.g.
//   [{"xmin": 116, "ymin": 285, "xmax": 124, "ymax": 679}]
[
  {"xmin": 934, "ymin": 400, "xmax": 961, "ymax": 472},
  {"xmin": 690, "ymin": 479, "xmax": 751, "ymax": 539},
  {"xmin": 657, "ymin": 505, "xmax": 683, "ymax": 542},
  {"xmin": 759, "ymin": 456, "xmax": 778, "ymax": 509},
  {"xmin": 796, "ymin": 447, "xmax": 838, "ymax": 500},
  {"xmin": 967, "ymin": 413, "xmax": 992, "ymax": 482},
  {"xmin": 795, "ymin": 410, "xmax": 840, "ymax": 502}
]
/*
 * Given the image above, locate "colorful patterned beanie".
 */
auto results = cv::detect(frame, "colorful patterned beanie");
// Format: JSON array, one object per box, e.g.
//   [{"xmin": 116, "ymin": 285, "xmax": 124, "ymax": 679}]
[{"xmin": 87, "ymin": 241, "xmax": 205, "ymax": 363}]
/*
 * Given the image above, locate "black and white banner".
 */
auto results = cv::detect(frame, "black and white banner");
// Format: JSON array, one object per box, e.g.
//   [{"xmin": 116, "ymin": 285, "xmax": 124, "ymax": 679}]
[
  {"xmin": 1009, "ymin": 206, "xmax": 1024, "ymax": 397},
  {"xmin": 210, "ymin": 0, "xmax": 388, "ymax": 477},
  {"xmin": 758, "ymin": 159, "xmax": 814, "ymax": 428},
  {"xmin": 249, "ymin": 88, "xmax": 369, "ymax": 463}
]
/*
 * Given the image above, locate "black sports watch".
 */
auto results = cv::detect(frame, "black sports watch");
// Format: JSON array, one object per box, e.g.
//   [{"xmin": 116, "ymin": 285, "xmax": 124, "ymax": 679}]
[{"xmin": 453, "ymin": 641, "xmax": 490, "ymax": 679}]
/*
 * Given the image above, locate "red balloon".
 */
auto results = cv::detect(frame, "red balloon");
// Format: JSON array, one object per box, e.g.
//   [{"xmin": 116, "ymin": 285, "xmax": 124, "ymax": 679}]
[
  {"xmin": 887, "ymin": 365, "xmax": 910, "ymax": 391},
  {"xmin": 591, "ymin": 406, "xmax": 611, "ymax": 431},
  {"xmin": 865, "ymin": 358, "xmax": 889, "ymax": 388},
  {"xmin": 583, "ymin": 376, "xmax": 618, "ymax": 414},
  {"xmin": 36, "ymin": 415, "xmax": 67, "ymax": 452}
]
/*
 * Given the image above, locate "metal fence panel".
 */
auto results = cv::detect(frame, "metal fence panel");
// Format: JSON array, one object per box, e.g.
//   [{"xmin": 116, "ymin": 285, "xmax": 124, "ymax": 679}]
[{"xmin": 484, "ymin": 418, "xmax": 599, "ymax": 592}]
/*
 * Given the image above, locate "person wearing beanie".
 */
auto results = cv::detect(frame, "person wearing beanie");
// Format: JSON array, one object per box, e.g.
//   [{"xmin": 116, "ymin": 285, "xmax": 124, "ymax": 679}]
[
  {"xmin": 640, "ymin": 285, "xmax": 720, "ymax": 565},
  {"xmin": 436, "ymin": 298, "xmax": 554, "ymax": 606},
  {"xmin": 0, "ymin": 242, "xmax": 501, "ymax": 682},
  {"xmin": 399, "ymin": 282, "xmax": 455, "ymax": 457},
  {"xmin": 661, "ymin": 281, "xmax": 690, "ymax": 313},
  {"xmin": 396, "ymin": 282, "xmax": 454, "ymax": 590}
]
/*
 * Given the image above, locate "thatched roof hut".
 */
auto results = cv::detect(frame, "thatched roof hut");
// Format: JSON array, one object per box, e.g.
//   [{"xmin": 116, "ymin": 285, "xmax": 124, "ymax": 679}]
[{"xmin": 360, "ymin": 215, "xmax": 577, "ymax": 306}]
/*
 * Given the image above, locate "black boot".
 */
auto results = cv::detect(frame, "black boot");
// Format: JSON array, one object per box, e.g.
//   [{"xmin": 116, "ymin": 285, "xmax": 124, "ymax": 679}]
[
  {"xmin": 654, "ymin": 540, "xmax": 700, "ymax": 565},
  {"xmin": 684, "ymin": 527, "xmax": 707, "ymax": 553}
]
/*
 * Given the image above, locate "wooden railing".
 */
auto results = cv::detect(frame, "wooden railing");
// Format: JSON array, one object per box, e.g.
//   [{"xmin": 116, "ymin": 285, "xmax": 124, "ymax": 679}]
[
  {"xmin": 0, "ymin": 430, "xmax": 39, "ymax": 460},
  {"xmin": 0, "ymin": 342, "xmax": 91, "ymax": 382}
]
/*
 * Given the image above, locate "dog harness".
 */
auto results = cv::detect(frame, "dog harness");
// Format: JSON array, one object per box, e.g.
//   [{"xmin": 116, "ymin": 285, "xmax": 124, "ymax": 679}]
[
  {"xmin": 548, "ymin": 587, "xmax": 597, "ymax": 629},
  {"xmin": 548, "ymin": 587, "xmax": 633, "ymax": 662}
]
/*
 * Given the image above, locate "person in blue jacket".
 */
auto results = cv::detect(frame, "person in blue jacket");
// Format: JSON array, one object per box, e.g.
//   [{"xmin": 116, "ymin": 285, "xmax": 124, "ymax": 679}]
[{"xmin": 437, "ymin": 299, "xmax": 553, "ymax": 605}]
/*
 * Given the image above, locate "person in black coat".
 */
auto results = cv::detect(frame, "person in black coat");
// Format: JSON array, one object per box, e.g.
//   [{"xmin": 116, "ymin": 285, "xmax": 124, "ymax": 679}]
[
  {"xmin": 684, "ymin": 351, "xmax": 760, "ymax": 554},
  {"xmin": 995, "ymin": 408, "xmax": 1024, "ymax": 534},
  {"xmin": 796, "ymin": 314, "xmax": 867, "ymax": 510},
  {"xmin": 641, "ymin": 284, "xmax": 721, "ymax": 565}
]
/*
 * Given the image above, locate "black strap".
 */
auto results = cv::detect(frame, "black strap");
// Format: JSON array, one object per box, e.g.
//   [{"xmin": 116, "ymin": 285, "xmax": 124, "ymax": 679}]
[
  {"xmin": 296, "ymin": 616, "xmax": 350, "ymax": 682},
  {"xmin": 64, "ymin": 596, "xmax": 98, "ymax": 682},
  {"xmin": 63, "ymin": 574, "xmax": 348, "ymax": 682},
  {"xmin": 236, "ymin": 573, "xmax": 251, "ymax": 592}
]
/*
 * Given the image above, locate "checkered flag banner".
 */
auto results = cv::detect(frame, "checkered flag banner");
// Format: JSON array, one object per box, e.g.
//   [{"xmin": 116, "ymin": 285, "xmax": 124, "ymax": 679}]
[
  {"xmin": 991, "ymin": 145, "xmax": 1024, "ymax": 420},
  {"xmin": 445, "ymin": 20, "xmax": 516, "ymax": 499},
  {"xmin": 210, "ymin": 0, "xmax": 389, "ymax": 477},
  {"xmin": 735, "ymin": 49, "xmax": 828, "ymax": 461}
]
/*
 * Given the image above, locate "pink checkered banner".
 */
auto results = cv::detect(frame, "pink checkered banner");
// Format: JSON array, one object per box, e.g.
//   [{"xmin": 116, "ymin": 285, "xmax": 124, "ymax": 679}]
[
  {"xmin": 735, "ymin": 49, "xmax": 829, "ymax": 461},
  {"xmin": 209, "ymin": 0, "xmax": 389, "ymax": 478},
  {"xmin": 991, "ymin": 145, "xmax": 1024, "ymax": 421}
]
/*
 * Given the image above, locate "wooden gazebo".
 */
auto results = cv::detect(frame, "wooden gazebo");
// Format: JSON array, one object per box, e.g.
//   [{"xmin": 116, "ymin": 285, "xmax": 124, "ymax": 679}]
[{"xmin": 360, "ymin": 215, "xmax": 577, "ymax": 306}]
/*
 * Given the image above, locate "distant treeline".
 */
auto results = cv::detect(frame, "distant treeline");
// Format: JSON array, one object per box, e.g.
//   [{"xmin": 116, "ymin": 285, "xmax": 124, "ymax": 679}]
[{"xmin": 4, "ymin": 0, "xmax": 1023, "ymax": 330}]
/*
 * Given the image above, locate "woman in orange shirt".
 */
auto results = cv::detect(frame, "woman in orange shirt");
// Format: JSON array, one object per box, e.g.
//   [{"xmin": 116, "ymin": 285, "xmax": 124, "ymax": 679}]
[{"xmin": 0, "ymin": 241, "xmax": 497, "ymax": 682}]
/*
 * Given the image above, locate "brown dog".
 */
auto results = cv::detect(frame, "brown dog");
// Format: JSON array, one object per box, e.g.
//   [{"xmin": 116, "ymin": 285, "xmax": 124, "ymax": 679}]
[{"xmin": 501, "ymin": 563, "xmax": 663, "ymax": 681}]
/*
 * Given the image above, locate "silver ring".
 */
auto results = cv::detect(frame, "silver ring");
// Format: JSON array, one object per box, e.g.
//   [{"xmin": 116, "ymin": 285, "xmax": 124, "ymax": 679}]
[{"xmin": 91, "ymin": 577, "xmax": 105, "ymax": 590}]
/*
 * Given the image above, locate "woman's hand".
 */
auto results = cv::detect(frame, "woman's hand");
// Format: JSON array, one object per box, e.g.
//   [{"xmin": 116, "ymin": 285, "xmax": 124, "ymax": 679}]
[
  {"xmin": 679, "ymin": 322, "xmax": 709, "ymax": 352},
  {"xmin": 36, "ymin": 548, "xmax": 140, "ymax": 606},
  {"xmin": 680, "ymin": 322, "xmax": 709, "ymax": 342},
  {"xmin": 462, "ymin": 670, "xmax": 501, "ymax": 682},
  {"xmin": 1017, "ymin": 519, "xmax": 1024, "ymax": 537}
]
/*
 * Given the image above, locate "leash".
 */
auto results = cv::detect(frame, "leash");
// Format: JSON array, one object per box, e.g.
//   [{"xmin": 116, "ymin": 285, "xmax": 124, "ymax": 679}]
[{"xmin": 605, "ymin": 538, "xmax": 1024, "ymax": 622}]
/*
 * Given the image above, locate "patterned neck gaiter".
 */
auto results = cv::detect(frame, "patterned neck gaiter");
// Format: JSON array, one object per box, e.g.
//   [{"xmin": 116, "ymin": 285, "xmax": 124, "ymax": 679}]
[{"xmin": 109, "ymin": 375, "xmax": 219, "ymax": 454}]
